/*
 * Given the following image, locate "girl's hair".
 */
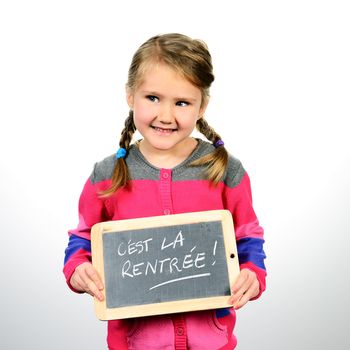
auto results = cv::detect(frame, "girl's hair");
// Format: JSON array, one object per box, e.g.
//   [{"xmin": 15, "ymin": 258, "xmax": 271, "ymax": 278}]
[{"xmin": 101, "ymin": 33, "xmax": 228, "ymax": 197}]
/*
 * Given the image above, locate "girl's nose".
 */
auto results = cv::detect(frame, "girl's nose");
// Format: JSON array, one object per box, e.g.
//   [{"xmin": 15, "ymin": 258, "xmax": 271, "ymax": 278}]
[{"xmin": 158, "ymin": 105, "xmax": 174, "ymax": 124}]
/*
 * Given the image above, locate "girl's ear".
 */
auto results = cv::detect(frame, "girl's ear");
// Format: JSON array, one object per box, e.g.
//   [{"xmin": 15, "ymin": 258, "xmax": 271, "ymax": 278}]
[
  {"xmin": 125, "ymin": 86, "xmax": 134, "ymax": 109},
  {"xmin": 198, "ymin": 97, "xmax": 209, "ymax": 119}
]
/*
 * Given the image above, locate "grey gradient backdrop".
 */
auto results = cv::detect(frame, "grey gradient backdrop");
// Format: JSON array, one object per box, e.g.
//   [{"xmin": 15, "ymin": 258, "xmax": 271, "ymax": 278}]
[{"xmin": 1, "ymin": 1, "xmax": 349, "ymax": 349}]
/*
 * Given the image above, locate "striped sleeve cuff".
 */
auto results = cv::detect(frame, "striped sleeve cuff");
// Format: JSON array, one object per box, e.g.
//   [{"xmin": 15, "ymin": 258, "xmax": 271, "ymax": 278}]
[{"xmin": 63, "ymin": 234, "xmax": 92, "ymax": 293}]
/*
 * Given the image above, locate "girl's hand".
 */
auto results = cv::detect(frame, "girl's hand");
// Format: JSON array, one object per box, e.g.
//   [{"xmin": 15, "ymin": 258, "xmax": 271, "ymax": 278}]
[
  {"xmin": 228, "ymin": 268, "xmax": 260, "ymax": 309},
  {"xmin": 70, "ymin": 262, "xmax": 104, "ymax": 301}
]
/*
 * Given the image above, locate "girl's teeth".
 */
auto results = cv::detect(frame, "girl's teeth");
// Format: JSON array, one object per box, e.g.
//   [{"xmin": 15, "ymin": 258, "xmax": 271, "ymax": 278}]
[{"xmin": 154, "ymin": 127, "xmax": 173, "ymax": 132}]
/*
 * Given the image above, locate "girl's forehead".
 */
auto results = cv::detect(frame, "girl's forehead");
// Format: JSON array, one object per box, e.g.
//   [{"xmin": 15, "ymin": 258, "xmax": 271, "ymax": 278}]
[
  {"xmin": 136, "ymin": 62, "xmax": 196, "ymax": 90},
  {"xmin": 139, "ymin": 61, "xmax": 181, "ymax": 80}
]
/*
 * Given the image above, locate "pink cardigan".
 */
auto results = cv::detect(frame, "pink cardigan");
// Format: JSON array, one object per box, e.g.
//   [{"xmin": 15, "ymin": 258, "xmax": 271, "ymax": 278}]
[{"xmin": 64, "ymin": 140, "xmax": 266, "ymax": 349}]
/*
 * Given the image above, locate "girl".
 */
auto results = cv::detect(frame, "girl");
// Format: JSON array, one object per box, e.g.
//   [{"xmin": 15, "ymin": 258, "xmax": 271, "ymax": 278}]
[{"xmin": 64, "ymin": 33, "xmax": 266, "ymax": 350}]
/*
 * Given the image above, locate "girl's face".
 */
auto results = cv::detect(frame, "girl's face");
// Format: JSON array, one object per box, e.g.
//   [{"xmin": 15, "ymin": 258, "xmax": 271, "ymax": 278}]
[{"xmin": 126, "ymin": 62, "xmax": 207, "ymax": 158}]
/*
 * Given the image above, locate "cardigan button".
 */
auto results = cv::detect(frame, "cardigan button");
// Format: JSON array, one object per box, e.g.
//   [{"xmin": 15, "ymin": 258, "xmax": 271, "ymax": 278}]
[
  {"xmin": 162, "ymin": 172, "xmax": 169, "ymax": 179},
  {"xmin": 163, "ymin": 209, "xmax": 171, "ymax": 215},
  {"xmin": 176, "ymin": 327, "xmax": 184, "ymax": 336}
]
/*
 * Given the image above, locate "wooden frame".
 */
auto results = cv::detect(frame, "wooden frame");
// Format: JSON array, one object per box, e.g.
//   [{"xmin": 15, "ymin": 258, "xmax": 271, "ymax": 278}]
[{"xmin": 91, "ymin": 209, "xmax": 239, "ymax": 320}]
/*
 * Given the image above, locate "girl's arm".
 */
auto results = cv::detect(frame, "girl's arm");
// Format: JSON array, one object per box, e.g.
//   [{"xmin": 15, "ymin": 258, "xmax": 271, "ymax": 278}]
[
  {"xmin": 63, "ymin": 167, "xmax": 110, "ymax": 298},
  {"xmin": 224, "ymin": 160, "xmax": 267, "ymax": 308}
]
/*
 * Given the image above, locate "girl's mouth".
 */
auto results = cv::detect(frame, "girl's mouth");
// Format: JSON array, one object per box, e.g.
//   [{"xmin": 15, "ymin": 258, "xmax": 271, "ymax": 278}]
[{"xmin": 151, "ymin": 126, "xmax": 177, "ymax": 134}]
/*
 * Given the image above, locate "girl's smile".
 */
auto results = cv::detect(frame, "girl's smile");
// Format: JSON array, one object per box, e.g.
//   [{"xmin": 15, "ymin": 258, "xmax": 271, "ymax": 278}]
[{"xmin": 151, "ymin": 125, "xmax": 178, "ymax": 135}]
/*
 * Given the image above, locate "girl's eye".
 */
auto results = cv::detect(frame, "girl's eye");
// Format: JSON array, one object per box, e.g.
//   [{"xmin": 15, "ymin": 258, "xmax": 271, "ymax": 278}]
[
  {"xmin": 146, "ymin": 95, "xmax": 159, "ymax": 102},
  {"xmin": 176, "ymin": 101, "xmax": 189, "ymax": 107}
]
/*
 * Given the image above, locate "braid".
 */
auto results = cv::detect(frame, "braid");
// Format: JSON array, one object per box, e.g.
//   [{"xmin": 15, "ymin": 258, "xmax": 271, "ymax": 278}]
[
  {"xmin": 99, "ymin": 111, "xmax": 136, "ymax": 197},
  {"xmin": 119, "ymin": 111, "xmax": 136, "ymax": 149},
  {"xmin": 196, "ymin": 118, "xmax": 221, "ymax": 144},
  {"xmin": 191, "ymin": 118, "xmax": 228, "ymax": 184}
]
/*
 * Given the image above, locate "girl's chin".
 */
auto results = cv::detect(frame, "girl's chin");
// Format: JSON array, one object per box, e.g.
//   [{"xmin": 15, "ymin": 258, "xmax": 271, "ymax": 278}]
[{"xmin": 144, "ymin": 139, "xmax": 181, "ymax": 152}]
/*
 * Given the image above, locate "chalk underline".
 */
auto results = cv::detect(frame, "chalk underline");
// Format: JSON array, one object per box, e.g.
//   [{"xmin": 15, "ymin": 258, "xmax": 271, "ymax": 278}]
[{"xmin": 149, "ymin": 273, "xmax": 211, "ymax": 291}]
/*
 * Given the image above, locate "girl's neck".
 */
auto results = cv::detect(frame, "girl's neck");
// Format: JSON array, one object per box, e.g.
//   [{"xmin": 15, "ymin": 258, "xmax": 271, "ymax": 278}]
[{"xmin": 136, "ymin": 138, "xmax": 198, "ymax": 169}]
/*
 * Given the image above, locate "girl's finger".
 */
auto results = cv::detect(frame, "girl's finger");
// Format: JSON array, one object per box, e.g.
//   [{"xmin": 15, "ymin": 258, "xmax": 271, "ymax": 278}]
[
  {"xmin": 81, "ymin": 269, "xmax": 104, "ymax": 301},
  {"xmin": 228, "ymin": 284, "xmax": 246, "ymax": 305},
  {"xmin": 85, "ymin": 266, "xmax": 104, "ymax": 290},
  {"xmin": 229, "ymin": 269, "xmax": 259, "ymax": 305},
  {"xmin": 233, "ymin": 279, "xmax": 260, "ymax": 309},
  {"xmin": 233, "ymin": 290, "xmax": 250, "ymax": 309},
  {"xmin": 70, "ymin": 272, "xmax": 85, "ymax": 291},
  {"xmin": 231, "ymin": 271, "xmax": 248, "ymax": 294},
  {"xmin": 229, "ymin": 269, "xmax": 252, "ymax": 304},
  {"xmin": 86, "ymin": 279, "xmax": 105, "ymax": 301}
]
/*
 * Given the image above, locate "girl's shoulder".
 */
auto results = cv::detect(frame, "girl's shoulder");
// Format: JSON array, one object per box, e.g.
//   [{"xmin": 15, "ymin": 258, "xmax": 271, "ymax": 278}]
[
  {"xmin": 197, "ymin": 139, "xmax": 246, "ymax": 187},
  {"xmin": 89, "ymin": 153, "xmax": 115, "ymax": 184},
  {"xmin": 224, "ymin": 154, "xmax": 246, "ymax": 188},
  {"xmin": 88, "ymin": 144, "xmax": 143, "ymax": 184}
]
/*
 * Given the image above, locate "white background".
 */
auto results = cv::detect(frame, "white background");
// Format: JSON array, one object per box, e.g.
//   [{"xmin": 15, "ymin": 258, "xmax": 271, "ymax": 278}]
[{"xmin": 1, "ymin": 1, "xmax": 349, "ymax": 349}]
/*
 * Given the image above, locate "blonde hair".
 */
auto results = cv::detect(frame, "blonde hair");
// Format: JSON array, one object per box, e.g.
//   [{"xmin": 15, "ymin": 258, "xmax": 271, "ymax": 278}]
[{"xmin": 101, "ymin": 33, "xmax": 228, "ymax": 197}]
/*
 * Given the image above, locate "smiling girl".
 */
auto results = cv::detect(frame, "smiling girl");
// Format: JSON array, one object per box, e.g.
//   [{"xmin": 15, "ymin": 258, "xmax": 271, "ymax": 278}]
[
  {"xmin": 127, "ymin": 62, "xmax": 206, "ymax": 169},
  {"xmin": 64, "ymin": 33, "xmax": 266, "ymax": 350}
]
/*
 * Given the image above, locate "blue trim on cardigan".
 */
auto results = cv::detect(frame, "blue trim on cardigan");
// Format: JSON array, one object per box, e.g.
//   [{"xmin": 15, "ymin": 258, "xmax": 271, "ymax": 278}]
[
  {"xmin": 64, "ymin": 234, "xmax": 91, "ymax": 264},
  {"xmin": 216, "ymin": 308, "xmax": 231, "ymax": 318},
  {"xmin": 237, "ymin": 237, "xmax": 266, "ymax": 270}
]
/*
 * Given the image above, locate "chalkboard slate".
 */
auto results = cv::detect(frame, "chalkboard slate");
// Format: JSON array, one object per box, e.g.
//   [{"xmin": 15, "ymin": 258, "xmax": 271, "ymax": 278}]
[{"xmin": 91, "ymin": 210, "xmax": 239, "ymax": 320}]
